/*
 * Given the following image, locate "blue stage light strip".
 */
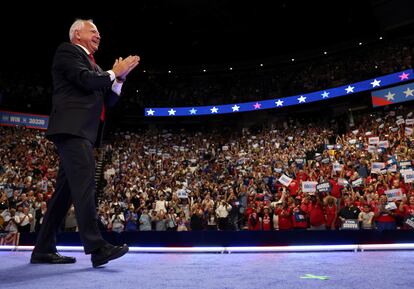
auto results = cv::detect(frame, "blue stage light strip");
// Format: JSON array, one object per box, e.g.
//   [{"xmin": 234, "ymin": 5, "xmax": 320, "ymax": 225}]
[
  {"xmin": 2, "ymin": 244, "xmax": 414, "ymax": 252},
  {"xmin": 144, "ymin": 69, "xmax": 413, "ymax": 117}
]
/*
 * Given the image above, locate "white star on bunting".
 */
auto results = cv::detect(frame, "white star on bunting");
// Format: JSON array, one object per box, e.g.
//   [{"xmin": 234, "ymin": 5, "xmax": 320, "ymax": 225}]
[
  {"xmin": 297, "ymin": 96, "xmax": 306, "ymax": 103},
  {"xmin": 321, "ymin": 91, "xmax": 330, "ymax": 98},
  {"xmin": 232, "ymin": 105, "xmax": 240, "ymax": 112},
  {"xmin": 345, "ymin": 85, "xmax": 354, "ymax": 93},
  {"xmin": 275, "ymin": 99, "xmax": 284, "ymax": 107},
  {"xmin": 371, "ymin": 79, "xmax": 381, "ymax": 87},
  {"xmin": 168, "ymin": 109, "xmax": 176, "ymax": 115}
]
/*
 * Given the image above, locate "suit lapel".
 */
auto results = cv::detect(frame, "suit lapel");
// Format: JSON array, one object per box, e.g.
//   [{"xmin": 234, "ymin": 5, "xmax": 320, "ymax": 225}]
[{"xmin": 73, "ymin": 44, "xmax": 97, "ymax": 71}]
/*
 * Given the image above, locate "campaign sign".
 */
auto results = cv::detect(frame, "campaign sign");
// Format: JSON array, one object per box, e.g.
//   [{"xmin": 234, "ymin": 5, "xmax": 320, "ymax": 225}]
[
  {"xmin": 321, "ymin": 158, "xmax": 330, "ymax": 164},
  {"xmin": 400, "ymin": 169, "xmax": 414, "ymax": 176},
  {"xmin": 367, "ymin": 145, "xmax": 377, "ymax": 153},
  {"xmin": 405, "ymin": 216, "xmax": 414, "ymax": 229},
  {"xmin": 371, "ymin": 162, "xmax": 385, "ymax": 173},
  {"xmin": 0, "ymin": 110, "xmax": 48, "ymax": 130},
  {"xmin": 385, "ymin": 202, "xmax": 397, "ymax": 211},
  {"xmin": 396, "ymin": 118, "xmax": 405, "ymax": 125},
  {"xmin": 302, "ymin": 181, "xmax": 318, "ymax": 193},
  {"xmin": 404, "ymin": 172, "xmax": 414, "ymax": 183},
  {"xmin": 341, "ymin": 219, "xmax": 359, "ymax": 230},
  {"xmin": 378, "ymin": 141, "xmax": 389, "ymax": 148},
  {"xmin": 333, "ymin": 163, "xmax": 343, "ymax": 172},
  {"xmin": 177, "ymin": 189, "xmax": 188, "ymax": 199},
  {"xmin": 368, "ymin": 137, "xmax": 380, "ymax": 145},
  {"xmin": 387, "ymin": 165, "xmax": 397, "ymax": 173},
  {"xmin": 316, "ymin": 182, "xmax": 331, "ymax": 193},
  {"xmin": 399, "ymin": 161, "xmax": 412, "ymax": 169},
  {"xmin": 352, "ymin": 178, "xmax": 363, "ymax": 187},
  {"xmin": 338, "ymin": 178, "xmax": 349, "ymax": 186},
  {"xmin": 295, "ymin": 158, "xmax": 305, "ymax": 164},
  {"xmin": 384, "ymin": 189, "xmax": 403, "ymax": 201},
  {"xmin": 278, "ymin": 174, "xmax": 293, "ymax": 187}
]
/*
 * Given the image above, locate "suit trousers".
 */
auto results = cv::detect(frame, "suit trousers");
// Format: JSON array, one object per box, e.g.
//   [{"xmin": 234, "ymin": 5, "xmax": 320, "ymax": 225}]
[{"xmin": 34, "ymin": 134, "xmax": 106, "ymax": 254}]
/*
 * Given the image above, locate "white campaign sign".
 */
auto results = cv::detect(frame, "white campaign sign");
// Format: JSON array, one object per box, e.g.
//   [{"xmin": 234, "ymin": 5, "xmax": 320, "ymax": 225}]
[
  {"xmin": 384, "ymin": 189, "xmax": 403, "ymax": 201},
  {"xmin": 378, "ymin": 141, "xmax": 389, "ymax": 148},
  {"xmin": 368, "ymin": 137, "xmax": 380, "ymax": 145},
  {"xmin": 404, "ymin": 173, "xmax": 414, "ymax": 183},
  {"xmin": 302, "ymin": 181, "xmax": 318, "ymax": 193},
  {"xmin": 278, "ymin": 174, "xmax": 293, "ymax": 187}
]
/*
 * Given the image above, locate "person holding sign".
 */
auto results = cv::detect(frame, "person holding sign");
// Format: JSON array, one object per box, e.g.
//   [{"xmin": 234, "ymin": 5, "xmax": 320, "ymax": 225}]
[
  {"xmin": 358, "ymin": 204, "xmax": 375, "ymax": 229},
  {"xmin": 373, "ymin": 195, "xmax": 397, "ymax": 230},
  {"xmin": 399, "ymin": 195, "xmax": 414, "ymax": 230},
  {"xmin": 338, "ymin": 198, "xmax": 360, "ymax": 228},
  {"xmin": 324, "ymin": 196, "xmax": 337, "ymax": 230},
  {"xmin": 308, "ymin": 195, "xmax": 326, "ymax": 230}
]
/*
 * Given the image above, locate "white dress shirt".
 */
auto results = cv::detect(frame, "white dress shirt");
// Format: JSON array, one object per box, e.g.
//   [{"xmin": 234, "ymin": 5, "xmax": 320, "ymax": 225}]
[{"xmin": 76, "ymin": 44, "xmax": 123, "ymax": 96}]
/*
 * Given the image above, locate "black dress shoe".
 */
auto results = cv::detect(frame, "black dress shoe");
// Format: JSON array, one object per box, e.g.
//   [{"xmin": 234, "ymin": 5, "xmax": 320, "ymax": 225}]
[
  {"xmin": 30, "ymin": 252, "xmax": 76, "ymax": 264},
  {"xmin": 91, "ymin": 244, "xmax": 129, "ymax": 268}
]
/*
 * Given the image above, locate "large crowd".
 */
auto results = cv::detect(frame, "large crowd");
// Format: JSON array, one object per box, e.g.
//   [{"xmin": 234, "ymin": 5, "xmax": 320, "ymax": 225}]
[
  {"xmin": 1, "ymin": 103, "xmax": 414, "ymax": 233},
  {"xmin": 1, "ymin": 29, "xmax": 413, "ymax": 234}
]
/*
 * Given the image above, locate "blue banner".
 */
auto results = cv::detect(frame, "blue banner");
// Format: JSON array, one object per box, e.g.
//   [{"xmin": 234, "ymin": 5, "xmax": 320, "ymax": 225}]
[
  {"xmin": 145, "ymin": 69, "xmax": 413, "ymax": 117},
  {"xmin": 371, "ymin": 81, "xmax": 414, "ymax": 107},
  {"xmin": 0, "ymin": 110, "xmax": 48, "ymax": 130}
]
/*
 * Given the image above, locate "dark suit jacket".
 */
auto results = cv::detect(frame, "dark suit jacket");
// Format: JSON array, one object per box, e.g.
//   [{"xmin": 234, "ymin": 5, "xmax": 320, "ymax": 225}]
[{"xmin": 46, "ymin": 42, "xmax": 120, "ymax": 146}]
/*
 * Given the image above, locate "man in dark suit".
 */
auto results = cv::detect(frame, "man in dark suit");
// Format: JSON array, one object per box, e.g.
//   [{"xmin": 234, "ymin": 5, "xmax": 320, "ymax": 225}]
[{"xmin": 30, "ymin": 19, "xmax": 139, "ymax": 267}]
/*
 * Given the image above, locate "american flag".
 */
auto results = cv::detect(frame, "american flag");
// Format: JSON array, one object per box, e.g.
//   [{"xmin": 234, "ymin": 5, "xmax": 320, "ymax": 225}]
[
  {"xmin": 0, "ymin": 232, "xmax": 20, "ymax": 246},
  {"xmin": 371, "ymin": 80, "xmax": 414, "ymax": 107}
]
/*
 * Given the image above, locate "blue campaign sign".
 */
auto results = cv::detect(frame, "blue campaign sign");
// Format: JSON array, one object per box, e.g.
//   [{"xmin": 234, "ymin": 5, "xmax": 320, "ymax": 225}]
[
  {"xmin": 316, "ymin": 182, "xmax": 331, "ymax": 193},
  {"xmin": 0, "ymin": 110, "xmax": 48, "ymax": 130},
  {"xmin": 144, "ymin": 69, "xmax": 413, "ymax": 117}
]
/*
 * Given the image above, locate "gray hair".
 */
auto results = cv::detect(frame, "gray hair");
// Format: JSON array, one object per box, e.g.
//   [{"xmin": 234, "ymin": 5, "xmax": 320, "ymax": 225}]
[{"xmin": 69, "ymin": 19, "xmax": 93, "ymax": 42}]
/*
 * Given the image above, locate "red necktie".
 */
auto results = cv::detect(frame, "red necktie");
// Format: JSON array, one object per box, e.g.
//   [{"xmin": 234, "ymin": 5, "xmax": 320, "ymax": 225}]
[
  {"xmin": 88, "ymin": 53, "xmax": 96, "ymax": 66},
  {"xmin": 89, "ymin": 53, "xmax": 106, "ymax": 122}
]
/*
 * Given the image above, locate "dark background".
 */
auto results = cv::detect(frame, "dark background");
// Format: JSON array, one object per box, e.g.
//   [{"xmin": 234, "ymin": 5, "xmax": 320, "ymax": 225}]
[{"xmin": 2, "ymin": 0, "xmax": 414, "ymax": 76}]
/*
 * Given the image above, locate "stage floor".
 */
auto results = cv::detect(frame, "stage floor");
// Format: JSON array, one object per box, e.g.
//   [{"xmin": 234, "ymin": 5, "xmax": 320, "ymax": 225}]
[{"xmin": 0, "ymin": 250, "xmax": 413, "ymax": 289}]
